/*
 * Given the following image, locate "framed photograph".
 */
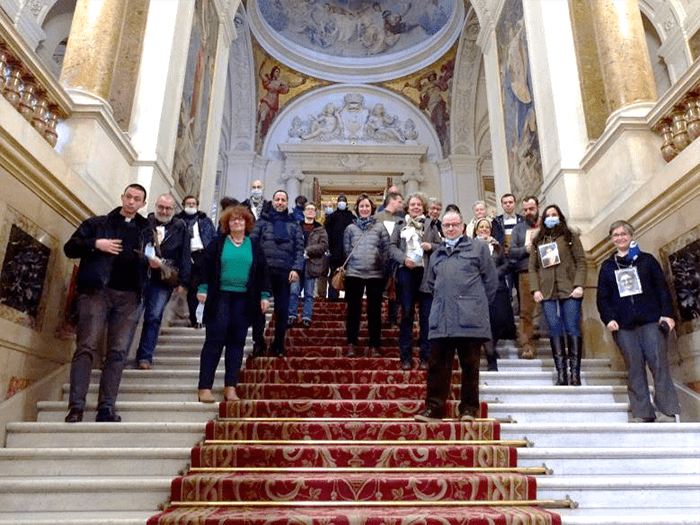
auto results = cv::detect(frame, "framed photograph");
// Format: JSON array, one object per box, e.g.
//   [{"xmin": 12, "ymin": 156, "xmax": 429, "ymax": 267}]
[
  {"xmin": 538, "ymin": 242, "xmax": 560, "ymax": 268},
  {"xmin": 614, "ymin": 267, "xmax": 642, "ymax": 297}
]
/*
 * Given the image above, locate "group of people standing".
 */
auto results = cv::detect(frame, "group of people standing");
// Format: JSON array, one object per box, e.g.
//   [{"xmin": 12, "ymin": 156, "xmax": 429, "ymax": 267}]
[{"xmin": 61, "ymin": 182, "xmax": 680, "ymax": 425}]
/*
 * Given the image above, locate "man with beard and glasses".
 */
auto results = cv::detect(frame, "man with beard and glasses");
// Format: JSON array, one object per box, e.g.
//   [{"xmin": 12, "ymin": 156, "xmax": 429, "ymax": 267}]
[
  {"xmin": 134, "ymin": 194, "xmax": 191, "ymax": 369},
  {"xmin": 509, "ymin": 195, "xmax": 541, "ymax": 359}
]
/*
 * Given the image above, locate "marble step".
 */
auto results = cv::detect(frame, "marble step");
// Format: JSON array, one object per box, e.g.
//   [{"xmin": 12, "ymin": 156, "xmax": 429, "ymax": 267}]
[
  {"xmin": 5, "ymin": 421, "xmax": 207, "ymax": 448},
  {"xmin": 500, "ymin": 422, "xmax": 700, "ymax": 447},
  {"xmin": 33, "ymin": 399, "xmax": 634, "ymax": 424},
  {"xmin": 0, "ymin": 476, "xmax": 172, "ymax": 512},
  {"xmin": 65, "ymin": 383, "xmax": 632, "ymax": 404},
  {"xmin": 108, "ymin": 368, "xmax": 627, "ymax": 387},
  {"xmin": 0, "ymin": 447, "xmax": 191, "ymax": 476},
  {"xmin": 0, "ymin": 511, "xmax": 153, "ymax": 525},
  {"xmin": 560, "ymin": 511, "xmax": 700, "ymax": 525},
  {"xmin": 537, "ymin": 474, "xmax": 700, "ymax": 509},
  {"xmin": 35, "ymin": 401, "xmax": 219, "ymax": 423},
  {"xmin": 517, "ymin": 446, "xmax": 700, "ymax": 475}
]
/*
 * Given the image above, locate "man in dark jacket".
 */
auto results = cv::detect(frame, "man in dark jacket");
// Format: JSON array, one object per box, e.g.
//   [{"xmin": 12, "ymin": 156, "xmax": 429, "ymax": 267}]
[
  {"xmin": 415, "ymin": 209, "xmax": 498, "ymax": 422},
  {"xmin": 251, "ymin": 190, "xmax": 305, "ymax": 356},
  {"xmin": 324, "ymin": 194, "xmax": 355, "ymax": 300},
  {"xmin": 134, "ymin": 194, "xmax": 191, "ymax": 369},
  {"xmin": 63, "ymin": 183, "xmax": 150, "ymax": 423},
  {"xmin": 177, "ymin": 195, "xmax": 217, "ymax": 327},
  {"xmin": 597, "ymin": 220, "xmax": 680, "ymax": 422}
]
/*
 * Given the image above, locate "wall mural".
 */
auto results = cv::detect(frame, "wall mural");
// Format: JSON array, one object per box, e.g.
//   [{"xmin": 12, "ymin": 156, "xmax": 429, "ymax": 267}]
[
  {"xmin": 172, "ymin": 0, "xmax": 219, "ymax": 198},
  {"xmin": 257, "ymin": 0, "xmax": 454, "ymax": 58},
  {"xmin": 386, "ymin": 45, "xmax": 455, "ymax": 157},
  {"xmin": 496, "ymin": 0, "xmax": 542, "ymax": 200},
  {"xmin": 254, "ymin": 44, "xmax": 326, "ymax": 148}
]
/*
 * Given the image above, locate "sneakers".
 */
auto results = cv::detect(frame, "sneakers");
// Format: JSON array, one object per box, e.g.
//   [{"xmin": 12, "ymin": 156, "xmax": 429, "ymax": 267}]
[
  {"xmin": 346, "ymin": 344, "xmax": 357, "ymax": 358},
  {"xmin": 400, "ymin": 360, "xmax": 412, "ymax": 370},
  {"xmin": 419, "ymin": 360, "xmax": 428, "ymax": 370},
  {"xmin": 287, "ymin": 316, "xmax": 297, "ymax": 328},
  {"xmin": 137, "ymin": 360, "xmax": 151, "ymax": 370},
  {"xmin": 414, "ymin": 408, "xmax": 444, "ymax": 422},
  {"xmin": 302, "ymin": 318, "xmax": 311, "ymax": 328},
  {"xmin": 64, "ymin": 408, "xmax": 83, "ymax": 423}
]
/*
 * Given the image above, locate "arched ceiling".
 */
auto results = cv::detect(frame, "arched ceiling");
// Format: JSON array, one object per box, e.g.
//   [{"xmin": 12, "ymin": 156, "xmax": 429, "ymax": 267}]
[{"xmin": 247, "ymin": 0, "xmax": 465, "ymax": 83}]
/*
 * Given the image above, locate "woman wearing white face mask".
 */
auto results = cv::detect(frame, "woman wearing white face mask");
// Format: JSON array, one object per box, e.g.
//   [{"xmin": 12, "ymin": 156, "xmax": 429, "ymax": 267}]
[{"xmin": 529, "ymin": 204, "xmax": 587, "ymax": 386}]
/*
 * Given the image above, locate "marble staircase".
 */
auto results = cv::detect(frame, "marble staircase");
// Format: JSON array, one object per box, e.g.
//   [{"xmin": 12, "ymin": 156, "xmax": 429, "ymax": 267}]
[{"xmin": 0, "ymin": 323, "xmax": 699, "ymax": 524}]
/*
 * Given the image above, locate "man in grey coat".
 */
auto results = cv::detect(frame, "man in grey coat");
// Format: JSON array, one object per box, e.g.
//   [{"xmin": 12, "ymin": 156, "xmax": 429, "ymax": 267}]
[{"xmin": 415, "ymin": 209, "xmax": 498, "ymax": 422}]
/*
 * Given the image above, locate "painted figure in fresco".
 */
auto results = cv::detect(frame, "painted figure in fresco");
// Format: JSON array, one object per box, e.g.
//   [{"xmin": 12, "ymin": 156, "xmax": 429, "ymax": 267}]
[
  {"xmin": 404, "ymin": 65, "xmax": 452, "ymax": 153},
  {"xmin": 257, "ymin": 63, "xmax": 306, "ymax": 143}
]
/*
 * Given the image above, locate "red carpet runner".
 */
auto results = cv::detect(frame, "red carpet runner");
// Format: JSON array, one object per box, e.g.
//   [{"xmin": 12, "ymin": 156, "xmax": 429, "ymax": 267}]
[{"xmin": 148, "ymin": 299, "xmax": 562, "ymax": 525}]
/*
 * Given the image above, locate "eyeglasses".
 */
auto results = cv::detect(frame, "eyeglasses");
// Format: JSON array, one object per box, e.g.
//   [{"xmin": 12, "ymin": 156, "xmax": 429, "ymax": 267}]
[
  {"xmin": 230, "ymin": 217, "xmax": 246, "ymax": 222},
  {"xmin": 612, "ymin": 232, "xmax": 630, "ymax": 238},
  {"xmin": 156, "ymin": 205, "xmax": 174, "ymax": 211},
  {"xmin": 443, "ymin": 223, "xmax": 462, "ymax": 229}
]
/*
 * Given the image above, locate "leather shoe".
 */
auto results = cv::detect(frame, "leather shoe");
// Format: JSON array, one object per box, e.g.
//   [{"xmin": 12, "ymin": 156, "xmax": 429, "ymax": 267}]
[
  {"xmin": 414, "ymin": 408, "xmax": 443, "ymax": 422},
  {"xmin": 400, "ymin": 360, "xmax": 412, "ymax": 370},
  {"xmin": 223, "ymin": 386, "xmax": 239, "ymax": 402},
  {"xmin": 346, "ymin": 344, "xmax": 357, "ymax": 358},
  {"xmin": 64, "ymin": 408, "xmax": 83, "ymax": 423},
  {"xmin": 419, "ymin": 360, "xmax": 428, "ymax": 370},
  {"xmin": 95, "ymin": 408, "xmax": 121, "ymax": 422}
]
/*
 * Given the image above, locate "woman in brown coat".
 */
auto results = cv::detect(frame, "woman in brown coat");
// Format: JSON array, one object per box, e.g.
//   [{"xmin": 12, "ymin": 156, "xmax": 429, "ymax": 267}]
[{"xmin": 529, "ymin": 204, "xmax": 587, "ymax": 386}]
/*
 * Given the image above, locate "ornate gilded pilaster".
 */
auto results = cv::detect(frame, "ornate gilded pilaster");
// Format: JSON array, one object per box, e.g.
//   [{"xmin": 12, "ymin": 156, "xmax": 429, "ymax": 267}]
[
  {"xmin": 59, "ymin": 0, "xmax": 128, "ymax": 103},
  {"xmin": 587, "ymin": 0, "xmax": 657, "ymax": 112}
]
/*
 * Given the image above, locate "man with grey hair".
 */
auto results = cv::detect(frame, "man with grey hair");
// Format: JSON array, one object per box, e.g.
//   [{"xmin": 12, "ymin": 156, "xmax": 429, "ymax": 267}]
[{"xmin": 415, "ymin": 208, "xmax": 498, "ymax": 422}]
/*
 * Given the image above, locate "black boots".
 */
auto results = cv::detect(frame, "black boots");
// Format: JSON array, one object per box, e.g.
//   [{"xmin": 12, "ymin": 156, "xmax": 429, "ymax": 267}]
[
  {"xmin": 483, "ymin": 340, "xmax": 498, "ymax": 371},
  {"xmin": 550, "ymin": 336, "xmax": 568, "ymax": 385},
  {"xmin": 568, "ymin": 335, "xmax": 583, "ymax": 386}
]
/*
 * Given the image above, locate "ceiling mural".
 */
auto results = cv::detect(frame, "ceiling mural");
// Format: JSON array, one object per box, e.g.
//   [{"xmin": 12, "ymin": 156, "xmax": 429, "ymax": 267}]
[
  {"xmin": 248, "ymin": 0, "xmax": 464, "ymax": 82},
  {"xmin": 257, "ymin": 0, "xmax": 454, "ymax": 58}
]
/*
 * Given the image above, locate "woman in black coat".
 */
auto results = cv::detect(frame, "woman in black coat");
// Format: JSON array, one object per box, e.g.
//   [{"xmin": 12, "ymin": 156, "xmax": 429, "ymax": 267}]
[{"xmin": 196, "ymin": 204, "xmax": 271, "ymax": 403}]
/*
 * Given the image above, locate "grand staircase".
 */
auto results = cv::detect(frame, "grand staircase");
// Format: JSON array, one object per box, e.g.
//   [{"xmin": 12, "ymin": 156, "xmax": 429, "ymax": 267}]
[{"xmin": 0, "ymin": 298, "xmax": 699, "ymax": 524}]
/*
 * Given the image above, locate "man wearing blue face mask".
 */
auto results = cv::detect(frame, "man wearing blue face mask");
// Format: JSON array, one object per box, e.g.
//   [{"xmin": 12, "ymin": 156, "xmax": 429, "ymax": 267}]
[
  {"xmin": 242, "ymin": 180, "xmax": 270, "ymax": 221},
  {"xmin": 324, "ymin": 194, "xmax": 355, "ymax": 300}
]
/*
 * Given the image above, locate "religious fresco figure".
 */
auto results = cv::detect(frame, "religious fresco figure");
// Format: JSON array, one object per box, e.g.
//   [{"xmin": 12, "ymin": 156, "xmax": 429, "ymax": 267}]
[{"xmin": 257, "ymin": 62, "xmax": 307, "ymax": 143}]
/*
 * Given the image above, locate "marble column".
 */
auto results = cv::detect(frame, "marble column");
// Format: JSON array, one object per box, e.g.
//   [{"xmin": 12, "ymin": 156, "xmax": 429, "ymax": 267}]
[
  {"xmin": 588, "ymin": 0, "xmax": 657, "ymax": 112},
  {"xmin": 283, "ymin": 167, "xmax": 304, "ymax": 204},
  {"xmin": 401, "ymin": 171, "xmax": 424, "ymax": 196},
  {"xmin": 59, "ymin": 0, "xmax": 128, "ymax": 103}
]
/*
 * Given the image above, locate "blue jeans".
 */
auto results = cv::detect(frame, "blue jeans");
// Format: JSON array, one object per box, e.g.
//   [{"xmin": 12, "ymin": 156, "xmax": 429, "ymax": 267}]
[
  {"xmin": 69, "ymin": 288, "xmax": 141, "ymax": 412},
  {"xmin": 135, "ymin": 281, "xmax": 174, "ymax": 364},
  {"xmin": 198, "ymin": 291, "xmax": 249, "ymax": 389},
  {"xmin": 397, "ymin": 266, "xmax": 431, "ymax": 363},
  {"xmin": 289, "ymin": 275, "xmax": 317, "ymax": 321},
  {"xmin": 541, "ymin": 298, "xmax": 582, "ymax": 338}
]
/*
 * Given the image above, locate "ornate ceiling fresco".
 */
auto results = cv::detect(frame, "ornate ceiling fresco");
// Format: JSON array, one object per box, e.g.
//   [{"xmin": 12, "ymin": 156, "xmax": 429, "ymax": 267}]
[{"xmin": 248, "ymin": 0, "xmax": 464, "ymax": 82}]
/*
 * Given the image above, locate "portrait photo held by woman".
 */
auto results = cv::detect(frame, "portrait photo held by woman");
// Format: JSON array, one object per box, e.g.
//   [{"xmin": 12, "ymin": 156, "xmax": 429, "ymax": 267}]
[
  {"xmin": 529, "ymin": 204, "xmax": 587, "ymax": 385},
  {"xmin": 596, "ymin": 220, "xmax": 680, "ymax": 423},
  {"xmin": 195, "ymin": 204, "xmax": 271, "ymax": 403}
]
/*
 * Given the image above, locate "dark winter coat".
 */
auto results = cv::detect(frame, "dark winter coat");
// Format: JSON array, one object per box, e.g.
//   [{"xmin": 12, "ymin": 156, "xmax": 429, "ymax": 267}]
[
  {"xmin": 424, "ymin": 235, "xmax": 498, "ymax": 341},
  {"xmin": 64, "ymin": 207, "xmax": 150, "ymax": 297},
  {"xmin": 597, "ymin": 251, "xmax": 674, "ymax": 329},
  {"xmin": 146, "ymin": 213, "xmax": 191, "ymax": 287},
  {"xmin": 176, "ymin": 210, "xmax": 217, "ymax": 252},
  {"xmin": 254, "ymin": 208, "xmax": 305, "ymax": 274},
  {"xmin": 325, "ymin": 208, "xmax": 355, "ymax": 263}
]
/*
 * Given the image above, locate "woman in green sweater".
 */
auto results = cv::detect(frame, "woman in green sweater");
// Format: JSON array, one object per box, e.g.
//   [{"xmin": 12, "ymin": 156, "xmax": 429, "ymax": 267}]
[{"xmin": 196, "ymin": 204, "xmax": 271, "ymax": 403}]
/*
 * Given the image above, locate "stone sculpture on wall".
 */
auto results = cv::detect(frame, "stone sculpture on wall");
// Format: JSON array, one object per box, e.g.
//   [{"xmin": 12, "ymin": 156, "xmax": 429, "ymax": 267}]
[{"xmin": 289, "ymin": 93, "xmax": 418, "ymax": 144}]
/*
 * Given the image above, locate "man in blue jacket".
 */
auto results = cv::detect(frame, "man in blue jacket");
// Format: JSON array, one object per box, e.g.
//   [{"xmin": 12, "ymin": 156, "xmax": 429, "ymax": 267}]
[
  {"xmin": 63, "ymin": 184, "xmax": 150, "ymax": 423},
  {"xmin": 415, "ymin": 209, "xmax": 498, "ymax": 422},
  {"xmin": 251, "ymin": 190, "xmax": 304, "ymax": 357}
]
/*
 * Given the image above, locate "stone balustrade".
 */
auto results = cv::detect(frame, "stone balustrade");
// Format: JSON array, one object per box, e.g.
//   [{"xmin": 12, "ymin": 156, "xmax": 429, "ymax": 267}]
[
  {"xmin": 649, "ymin": 62, "xmax": 700, "ymax": 162},
  {"xmin": 0, "ymin": 12, "xmax": 71, "ymax": 148}
]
